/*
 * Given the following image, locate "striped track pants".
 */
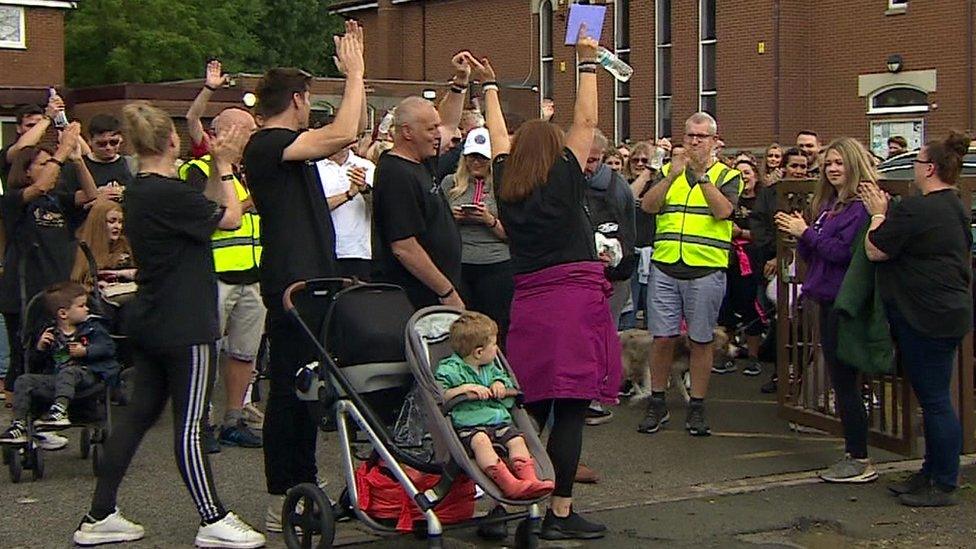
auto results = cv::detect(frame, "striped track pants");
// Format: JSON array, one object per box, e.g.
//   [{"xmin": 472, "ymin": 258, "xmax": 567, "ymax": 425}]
[{"xmin": 90, "ymin": 342, "xmax": 226, "ymax": 523}]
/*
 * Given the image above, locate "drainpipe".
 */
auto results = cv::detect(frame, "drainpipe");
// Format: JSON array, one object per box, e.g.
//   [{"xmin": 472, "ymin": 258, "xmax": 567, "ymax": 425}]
[
  {"xmin": 422, "ymin": 0, "xmax": 428, "ymax": 81},
  {"xmin": 772, "ymin": 0, "xmax": 781, "ymax": 142},
  {"xmin": 969, "ymin": 0, "xmax": 974, "ymax": 132}
]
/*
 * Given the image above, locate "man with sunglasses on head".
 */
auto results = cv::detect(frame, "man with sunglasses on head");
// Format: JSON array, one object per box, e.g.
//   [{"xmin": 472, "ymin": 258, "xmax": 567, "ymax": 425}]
[{"xmin": 638, "ymin": 112, "xmax": 743, "ymax": 437}]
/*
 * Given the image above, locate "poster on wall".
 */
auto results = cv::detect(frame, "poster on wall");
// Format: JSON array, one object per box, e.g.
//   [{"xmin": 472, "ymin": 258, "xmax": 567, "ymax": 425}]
[{"xmin": 870, "ymin": 119, "xmax": 924, "ymax": 158}]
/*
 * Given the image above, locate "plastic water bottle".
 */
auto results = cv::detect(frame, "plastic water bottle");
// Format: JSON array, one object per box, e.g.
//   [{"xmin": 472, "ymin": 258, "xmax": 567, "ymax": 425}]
[
  {"xmin": 596, "ymin": 47, "xmax": 633, "ymax": 82},
  {"xmin": 377, "ymin": 109, "xmax": 395, "ymax": 135},
  {"xmin": 48, "ymin": 88, "xmax": 68, "ymax": 129}
]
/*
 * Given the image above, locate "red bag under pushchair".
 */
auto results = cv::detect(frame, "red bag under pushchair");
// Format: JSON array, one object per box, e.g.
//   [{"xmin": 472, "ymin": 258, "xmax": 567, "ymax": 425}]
[{"xmin": 354, "ymin": 460, "xmax": 476, "ymax": 532}]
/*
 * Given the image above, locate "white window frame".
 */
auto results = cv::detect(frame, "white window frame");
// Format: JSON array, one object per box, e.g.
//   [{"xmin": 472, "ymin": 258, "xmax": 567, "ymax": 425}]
[
  {"xmin": 869, "ymin": 118, "xmax": 924, "ymax": 158},
  {"xmin": 867, "ymin": 85, "xmax": 930, "ymax": 115},
  {"xmin": 654, "ymin": 0, "xmax": 672, "ymax": 138},
  {"xmin": 539, "ymin": 0, "xmax": 554, "ymax": 114},
  {"xmin": 698, "ymin": 0, "xmax": 716, "ymax": 114},
  {"xmin": 888, "ymin": 0, "xmax": 907, "ymax": 9},
  {"xmin": 0, "ymin": 5, "xmax": 26, "ymax": 50},
  {"xmin": 613, "ymin": 0, "xmax": 630, "ymax": 144}
]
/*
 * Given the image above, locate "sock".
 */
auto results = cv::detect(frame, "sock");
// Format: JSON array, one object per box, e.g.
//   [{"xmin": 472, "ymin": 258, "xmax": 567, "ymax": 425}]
[
  {"xmin": 224, "ymin": 408, "xmax": 243, "ymax": 428},
  {"xmin": 689, "ymin": 397, "xmax": 704, "ymax": 407},
  {"xmin": 88, "ymin": 508, "xmax": 112, "ymax": 521},
  {"xmin": 651, "ymin": 391, "xmax": 666, "ymax": 401}
]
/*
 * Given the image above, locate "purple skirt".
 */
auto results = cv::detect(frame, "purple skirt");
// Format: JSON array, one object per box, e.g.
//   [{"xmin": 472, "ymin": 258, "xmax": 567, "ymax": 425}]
[{"xmin": 506, "ymin": 261, "xmax": 622, "ymax": 404}]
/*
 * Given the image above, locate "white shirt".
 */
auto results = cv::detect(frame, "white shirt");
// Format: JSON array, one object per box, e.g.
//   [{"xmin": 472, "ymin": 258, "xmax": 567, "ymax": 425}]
[{"xmin": 315, "ymin": 152, "xmax": 376, "ymax": 260}]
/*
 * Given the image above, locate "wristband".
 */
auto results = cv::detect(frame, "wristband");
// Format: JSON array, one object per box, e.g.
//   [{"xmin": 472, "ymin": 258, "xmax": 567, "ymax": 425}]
[
  {"xmin": 578, "ymin": 61, "xmax": 599, "ymax": 68},
  {"xmin": 481, "ymin": 80, "xmax": 498, "ymax": 88},
  {"xmin": 437, "ymin": 286, "xmax": 455, "ymax": 299},
  {"xmin": 345, "ymin": 190, "xmax": 355, "ymax": 201},
  {"xmin": 204, "ymin": 84, "xmax": 219, "ymax": 91},
  {"xmin": 578, "ymin": 67, "xmax": 598, "ymax": 74},
  {"xmin": 450, "ymin": 84, "xmax": 466, "ymax": 94},
  {"xmin": 871, "ymin": 214, "xmax": 886, "ymax": 220},
  {"xmin": 220, "ymin": 173, "xmax": 235, "ymax": 181},
  {"xmin": 481, "ymin": 84, "xmax": 500, "ymax": 93}
]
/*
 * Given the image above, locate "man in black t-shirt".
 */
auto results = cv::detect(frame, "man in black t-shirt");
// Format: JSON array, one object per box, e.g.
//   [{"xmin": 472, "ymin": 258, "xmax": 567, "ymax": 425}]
[
  {"xmin": 241, "ymin": 21, "xmax": 367, "ymax": 532},
  {"xmin": 1, "ymin": 99, "xmax": 60, "ymax": 187},
  {"xmin": 373, "ymin": 53, "xmax": 475, "ymax": 309},
  {"xmin": 60, "ymin": 114, "xmax": 136, "ymax": 201}
]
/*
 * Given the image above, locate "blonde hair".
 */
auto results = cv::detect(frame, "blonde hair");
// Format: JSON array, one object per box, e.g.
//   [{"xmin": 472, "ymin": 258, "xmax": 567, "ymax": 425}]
[
  {"xmin": 449, "ymin": 311, "xmax": 498, "ymax": 358},
  {"xmin": 121, "ymin": 101, "xmax": 175, "ymax": 157},
  {"xmin": 811, "ymin": 137, "xmax": 877, "ymax": 216},
  {"xmin": 447, "ymin": 154, "xmax": 494, "ymax": 200},
  {"xmin": 365, "ymin": 139, "xmax": 393, "ymax": 165}
]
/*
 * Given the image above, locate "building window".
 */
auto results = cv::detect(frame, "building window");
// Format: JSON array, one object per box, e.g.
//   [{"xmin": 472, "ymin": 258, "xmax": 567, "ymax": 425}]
[
  {"xmin": 614, "ymin": 0, "xmax": 630, "ymax": 143},
  {"xmin": 0, "ymin": 6, "xmax": 26, "ymax": 49},
  {"xmin": 699, "ymin": 0, "xmax": 716, "ymax": 116},
  {"xmin": 655, "ymin": 0, "xmax": 672, "ymax": 138},
  {"xmin": 868, "ymin": 86, "xmax": 929, "ymax": 115},
  {"xmin": 539, "ymin": 0, "xmax": 554, "ymax": 113},
  {"xmin": 889, "ymin": 0, "xmax": 907, "ymax": 9}
]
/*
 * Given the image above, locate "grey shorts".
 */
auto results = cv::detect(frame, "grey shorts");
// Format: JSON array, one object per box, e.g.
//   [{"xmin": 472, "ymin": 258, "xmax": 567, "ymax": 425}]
[
  {"xmin": 218, "ymin": 281, "xmax": 267, "ymax": 362},
  {"xmin": 648, "ymin": 265, "xmax": 726, "ymax": 344},
  {"xmin": 456, "ymin": 423, "xmax": 522, "ymax": 457}
]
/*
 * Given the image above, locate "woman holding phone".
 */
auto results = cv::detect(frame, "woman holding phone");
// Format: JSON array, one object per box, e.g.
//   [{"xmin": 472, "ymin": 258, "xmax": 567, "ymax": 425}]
[{"xmin": 443, "ymin": 127, "xmax": 513, "ymax": 347}]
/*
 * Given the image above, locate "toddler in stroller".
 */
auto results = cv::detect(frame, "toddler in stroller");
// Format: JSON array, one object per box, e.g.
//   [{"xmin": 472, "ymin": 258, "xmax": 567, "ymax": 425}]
[{"xmin": 435, "ymin": 312, "xmax": 553, "ymax": 500}]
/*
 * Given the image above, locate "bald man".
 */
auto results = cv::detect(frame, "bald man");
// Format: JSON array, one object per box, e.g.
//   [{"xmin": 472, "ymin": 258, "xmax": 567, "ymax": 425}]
[
  {"xmin": 373, "ymin": 62, "xmax": 471, "ymax": 309},
  {"xmin": 179, "ymin": 106, "xmax": 265, "ymax": 452}
]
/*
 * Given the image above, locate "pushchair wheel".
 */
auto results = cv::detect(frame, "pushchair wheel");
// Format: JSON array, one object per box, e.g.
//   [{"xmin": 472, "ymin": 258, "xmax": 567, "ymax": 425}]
[
  {"xmin": 30, "ymin": 446, "xmax": 43, "ymax": 481},
  {"xmin": 332, "ymin": 488, "xmax": 353, "ymax": 522},
  {"xmin": 514, "ymin": 516, "xmax": 541, "ymax": 549},
  {"xmin": 80, "ymin": 428, "xmax": 92, "ymax": 459},
  {"xmin": 282, "ymin": 482, "xmax": 335, "ymax": 549},
  {"xmin": 6, "ymin": 447, "xmax": 21, "ymax": 483},
  {"xmin": 2, "ymin": 445, "xmax": 10, "ymax": 465}
]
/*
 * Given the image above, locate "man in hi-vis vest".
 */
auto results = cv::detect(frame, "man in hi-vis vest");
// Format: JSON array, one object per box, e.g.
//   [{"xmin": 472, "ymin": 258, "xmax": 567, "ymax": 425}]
[
  {"xmin": 637, "ymin": 112, "xmax": 743, "ymax": 437},
  {"xmin": 180, "ymin": 107, "xmax": 264, "ymax": 451}
]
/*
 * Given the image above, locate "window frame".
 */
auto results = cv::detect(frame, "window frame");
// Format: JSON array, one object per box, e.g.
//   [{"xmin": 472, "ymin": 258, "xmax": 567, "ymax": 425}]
[
  {"xmin": 655, "ymin": 0, "xmax": 672, "ymax": 138},
  {"xmin": 0, "ymin": 5, "xmax": 26, "ymax": 50},
  {"xmin": 867, "ymin": 85, "xmax": 930, "ymax": 115},
  {"xmin": 698, "ymin": 0, "xmax": 717, "ymax": 115},
  {"xmin": 539, "ymin": 0, "xmax": 554, "ymax": 116},
  {"xmin": 614, "ymin": 0, "xmax": 631, "ymax": 144}
]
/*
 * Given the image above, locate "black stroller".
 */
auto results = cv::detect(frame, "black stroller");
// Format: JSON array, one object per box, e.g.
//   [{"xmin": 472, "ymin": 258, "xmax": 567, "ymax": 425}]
[{"xmin": 279, "ymin": 278, "xmax": 554, "ymax": 548}]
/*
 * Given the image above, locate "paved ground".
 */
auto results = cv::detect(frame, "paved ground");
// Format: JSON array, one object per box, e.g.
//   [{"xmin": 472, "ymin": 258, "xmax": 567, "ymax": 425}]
[{"xmin": 1, "ymin": 367, "xmax": 974, "ymax": 548}]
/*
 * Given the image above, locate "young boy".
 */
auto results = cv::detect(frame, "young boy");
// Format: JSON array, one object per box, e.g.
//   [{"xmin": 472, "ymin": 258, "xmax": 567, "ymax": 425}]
[
  {"xmin": 0, "ymin": 282, "xmax": 119, "ymax": 444},
  {"xmin": 434, "ymin": 311, "xmax": 553, "ymax": 500}
]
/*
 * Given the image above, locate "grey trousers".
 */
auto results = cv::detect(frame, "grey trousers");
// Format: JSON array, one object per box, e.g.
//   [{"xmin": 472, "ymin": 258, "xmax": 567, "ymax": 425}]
[
  {"xmin": 609, "ymin": 278, "xmax": 633, "ymax": 327},
  {"xmin": 12, "ymin": 366, "xmax": 99, "ymax": 419}
]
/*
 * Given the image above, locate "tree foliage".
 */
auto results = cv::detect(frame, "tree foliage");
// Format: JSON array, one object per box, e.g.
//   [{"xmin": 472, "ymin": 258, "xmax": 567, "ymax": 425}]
[{"xmin": 65, "ymin": 0, "xmax": 344, "ymax": 87}]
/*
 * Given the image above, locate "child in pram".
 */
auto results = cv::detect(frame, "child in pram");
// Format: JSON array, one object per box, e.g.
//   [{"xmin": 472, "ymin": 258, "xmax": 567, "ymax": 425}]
[
  {"xmin": 0, "ymin": 282, "xmax": 118, "ymax": 443},
  {"xmin": 435, "ymin": 311, "xmax": 553, "ymax": 500}
]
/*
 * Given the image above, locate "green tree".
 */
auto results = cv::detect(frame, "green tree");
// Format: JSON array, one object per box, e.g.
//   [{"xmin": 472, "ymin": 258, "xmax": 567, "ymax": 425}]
[{"xmin": 245, "ymin": 0, "xmax": 345, "ymax": 77}]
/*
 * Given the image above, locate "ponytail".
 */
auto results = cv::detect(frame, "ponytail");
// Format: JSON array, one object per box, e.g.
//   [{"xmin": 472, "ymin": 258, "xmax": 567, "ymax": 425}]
[{"xmin": 121, "ymin": 101, "xmax": 174, "ymax": 157}]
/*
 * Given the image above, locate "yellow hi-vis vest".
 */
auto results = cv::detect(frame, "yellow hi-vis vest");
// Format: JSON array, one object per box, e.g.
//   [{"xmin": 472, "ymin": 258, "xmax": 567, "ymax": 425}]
[
  {"xmin": 652, "ymin": 161, "xmax": 742, "ymax": 268},
  {"xmin": 178, "ymin": 156, "xmax": 262, "ymax": 273}
]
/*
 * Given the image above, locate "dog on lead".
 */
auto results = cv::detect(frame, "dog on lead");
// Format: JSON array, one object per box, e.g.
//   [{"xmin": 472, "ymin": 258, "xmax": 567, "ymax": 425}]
[{"xmin": 619, "ymin": 328, "xmax": 731, "ymax": 404}]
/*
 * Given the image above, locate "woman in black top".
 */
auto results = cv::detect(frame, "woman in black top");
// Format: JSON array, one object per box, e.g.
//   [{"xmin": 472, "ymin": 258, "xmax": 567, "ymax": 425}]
[
  {"xmin": 862, "ymin": 131, "xmax": 973, "ymax": 508},
  {"xmin": 0, "ymin": 123, "xmax": 97, "ymax": 401},
  {"xmin": 473, "ymin": 31, "xmax": 618, "ymax": 540},
  {"xmin": 621, "ymin": 142, "xmax": 657, "ymax": 330},
  {"xmin": 73, "ymin": 102, "xmax": 264, "ymax": 548}
]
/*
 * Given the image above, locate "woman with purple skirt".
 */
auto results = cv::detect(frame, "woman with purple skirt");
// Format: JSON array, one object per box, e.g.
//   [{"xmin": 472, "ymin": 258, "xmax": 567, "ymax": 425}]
[{"xmin": 470, "ymin": 30, "xmax": 620, "ymax": 541}]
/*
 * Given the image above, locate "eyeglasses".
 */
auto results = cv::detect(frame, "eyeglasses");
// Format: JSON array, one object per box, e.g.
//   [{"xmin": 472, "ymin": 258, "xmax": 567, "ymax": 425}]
[
  {"xmin": 94, "ymin": 138, "xmax": 122, "ymax": 147},
  {"xmin": 685, "ymin": 133, "xmax": 714, "ymax": 142},
  {"xmin": 913, "ymin": 158, "xmax": 933, "ymax": 165},
  {"xmin": 632, "ymin": 157, "xmax": 650, "ymax": 164}
]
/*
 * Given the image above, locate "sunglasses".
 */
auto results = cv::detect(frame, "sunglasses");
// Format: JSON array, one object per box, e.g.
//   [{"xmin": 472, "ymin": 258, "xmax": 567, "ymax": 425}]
[
  {"xmin": 94, "ymin": 138, "xmax": 122, "ymax": 147},
  {"xmin": 913, "ymin": 158, "xmax": 933, "ymax": 165},
  {"xmin": 632, "ymin": 157, "xmax": 650, "ymax": 164},
  {"xmin": 685, "ymin": 132, "xmax": 714, "ymax": 141}
]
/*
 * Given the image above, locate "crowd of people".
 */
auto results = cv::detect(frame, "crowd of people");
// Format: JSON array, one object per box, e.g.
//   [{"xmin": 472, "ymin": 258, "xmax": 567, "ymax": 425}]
[{"xmin": 0, "ymin": 19, "xmax": 971, "ymax": 548}]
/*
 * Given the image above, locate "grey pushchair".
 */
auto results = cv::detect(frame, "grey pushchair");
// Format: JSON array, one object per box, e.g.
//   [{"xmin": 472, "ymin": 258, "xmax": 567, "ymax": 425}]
[{"xmin": 280, "ymin": 278, "xmax": 554, "ymax": 548}]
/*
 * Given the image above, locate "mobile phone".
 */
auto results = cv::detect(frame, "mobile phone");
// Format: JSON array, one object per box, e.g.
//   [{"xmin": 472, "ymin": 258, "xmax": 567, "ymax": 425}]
[{"xmin": 460, "ymin": 203, "xmax": 480, "ymax": 212}]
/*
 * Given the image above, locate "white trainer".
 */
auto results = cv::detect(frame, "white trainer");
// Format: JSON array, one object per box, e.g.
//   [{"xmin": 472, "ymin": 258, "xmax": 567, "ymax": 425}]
[
  {"xmin": 34, "ymin": 431, "xmax": 69, "ymax": 451},
  {"xmin": 73, "ymin": 510, "xmax": 145, "ymax": 546},
  {"xmin": 195, "ymin": 512, "xmax": 265, "ymax": 548}
]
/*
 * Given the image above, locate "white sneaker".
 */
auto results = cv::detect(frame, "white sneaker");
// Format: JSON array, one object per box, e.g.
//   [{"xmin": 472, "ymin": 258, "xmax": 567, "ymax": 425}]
[
  {"xmin": 34, "ymin": 431, "xmax": 69, "ymax": 451},
  {"xmin": 195, "ymin": 512, "xmax": 265, "ymax": 548},
  {"xmin": 73, "ymin": 510, "xmax": 145, "ymax": 546}
]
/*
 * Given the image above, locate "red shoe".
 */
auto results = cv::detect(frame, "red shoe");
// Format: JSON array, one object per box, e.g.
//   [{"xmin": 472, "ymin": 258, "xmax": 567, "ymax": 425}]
[
  {"xmin": 486, "ymin": 460, "xmax": 534, "ymax": 499},
  {"xmin": 511, "ymin": 457, "xmax": 555, "ymax": 498}
]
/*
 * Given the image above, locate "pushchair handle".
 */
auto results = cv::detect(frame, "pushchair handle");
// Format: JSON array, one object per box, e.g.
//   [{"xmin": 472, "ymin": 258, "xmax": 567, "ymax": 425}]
[
  {"xmin": 441, "ymin": 388, "xmax": 523, "ymax": 415},
  {"xmin": 282, "ymin": 281, "xmax": 307, "ymax": 313},
  {"xmin": 282, "ymin": 277, "xmax": 363, "ymax": 313}
]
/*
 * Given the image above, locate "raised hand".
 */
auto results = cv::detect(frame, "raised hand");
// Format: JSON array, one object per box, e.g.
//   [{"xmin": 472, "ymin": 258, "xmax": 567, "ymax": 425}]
[
  {"xmin": 205, "ymin": 59, "xmax": 228, "ymax": 89},
  {"xmin": 45, "ymin": 92, "xmax": 65, "ymax": 119},
  {"xmin": 58, "ymin": 122, "xmax": 82, "ymax": 153},
  {"xmin": 211, "ymin": 124, "xmax": 248, "ymax": 166},
  {"xmin": 451, "ymin": 51, "xmax": 473, "ymax": 85},
  {"xmin": 576, "ymin": 23, "xmax": 599, "ymax": 61},
  {"xmin": 334, "ymin": 20, "xmax": 365, "ymax": 78},
  {"xmin": 469, "ymin": 56, "xmax": 496, "ymax": 83}
]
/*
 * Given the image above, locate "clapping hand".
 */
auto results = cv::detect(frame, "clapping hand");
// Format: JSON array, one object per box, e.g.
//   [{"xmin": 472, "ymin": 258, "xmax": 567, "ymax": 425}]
[
  {"xmin": 347, "ymin": 166, "xmax": 369, "ymax": 193},
  {"xmin": 211, "ymin": 124, "xmax": 248, "ymax": 166},
  {"xmin": 205, "ymin": 59, "xmax": 229, "ymax": 89},
  {"xmin": 451, "ymin": 51, "xmax": 473, "ymax": 84},
  {"xmin": 468, "ymin": 55, "xmax": 496, "ymax": 83},
  {"xmin": 774, "ymin": 211, "xmax": 808, "ymax": 237},
  {"xmin": 858, "ymin": 181, "xmax": 889, "ymax": 216}
]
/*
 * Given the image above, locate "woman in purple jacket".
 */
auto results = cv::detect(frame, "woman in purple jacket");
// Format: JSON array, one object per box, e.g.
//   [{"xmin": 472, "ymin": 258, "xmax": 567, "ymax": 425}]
[{"xmin": 775, "ymin": 137, "xmax": 873, "ymax": 484}]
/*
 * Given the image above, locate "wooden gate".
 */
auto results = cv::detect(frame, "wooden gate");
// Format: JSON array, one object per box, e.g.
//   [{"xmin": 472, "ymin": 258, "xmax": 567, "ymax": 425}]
[{"xmin": 775, "ymin": 178, "xmax": 976, "ymax": 456}]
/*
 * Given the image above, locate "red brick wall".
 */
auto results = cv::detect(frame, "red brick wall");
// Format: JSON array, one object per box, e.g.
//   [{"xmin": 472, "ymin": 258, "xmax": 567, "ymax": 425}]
[{"xmin": 0, "ymin": 8, "xmax": 65, "ymax": 87}]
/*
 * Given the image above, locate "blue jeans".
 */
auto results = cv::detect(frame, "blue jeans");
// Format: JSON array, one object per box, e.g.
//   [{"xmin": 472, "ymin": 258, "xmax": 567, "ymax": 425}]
[{"xmin": 887, "ymin": 305, "xmax": 962, "ymax": 488}]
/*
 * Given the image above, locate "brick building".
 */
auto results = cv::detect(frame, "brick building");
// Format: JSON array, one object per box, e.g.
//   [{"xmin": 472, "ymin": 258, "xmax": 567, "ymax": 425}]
[{"xmin": 333, "ymin": 0, "xmax": 976, "ymax": 156}]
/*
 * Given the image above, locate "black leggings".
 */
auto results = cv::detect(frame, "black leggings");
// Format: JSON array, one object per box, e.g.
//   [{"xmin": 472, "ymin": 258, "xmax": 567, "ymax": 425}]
[
  {"xmin": 91, "ymin": 342, "xmax": 226, "ymax": 523},
  {"xmin": 3, "ymin": 312, "xmax": 23, "ymax": 391},
  {"xmin": 525, "ymin": 398, "xmax": 589, "ymax": 498},
  {"xmin": 819, "ymin": 301, "xmax": 868, "ymax": 459},
  {"xmin": 460, "ymin": 261, "xmax": 514, "ymax": 349}
]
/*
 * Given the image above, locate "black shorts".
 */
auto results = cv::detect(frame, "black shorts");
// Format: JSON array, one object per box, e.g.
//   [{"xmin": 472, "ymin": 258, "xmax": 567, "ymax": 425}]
[{"xmin": 456, "ymin": 423, "xmax": 522, "ymax": 457}]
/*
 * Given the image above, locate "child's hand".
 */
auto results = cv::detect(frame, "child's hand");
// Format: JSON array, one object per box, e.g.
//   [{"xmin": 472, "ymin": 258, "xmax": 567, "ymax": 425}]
[
  {"xmin": 490, "ymin": 381, "xmax": 507, "ymax": 399},
  {"xmin": 67, "ymin": 342, "xmax": 87, "ymax": 358},
  {"xmin": 463, "ymin": 384, "xmax": 491, "ymax": 400},
  {"xmin": 36, "ymin": 328, "xmax": 55, "ymax": 351}
]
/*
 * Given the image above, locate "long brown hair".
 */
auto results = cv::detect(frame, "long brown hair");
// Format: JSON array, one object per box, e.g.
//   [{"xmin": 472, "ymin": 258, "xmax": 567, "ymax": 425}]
[
  {"xmin": 71, "ymin": 199, "xmax": 133, "ymax": 286},
  {"xmin": 810, "ymin": 137, "xmax": 876, "ymax": 216},
  {"xmin": 626, "ymin": 141, "xmax": 654, "ymax": 181},
  {"xmin": 7, "ymin": 145, "xmax": 55, "ymax": 190},
  {"xmin": 497, "ymin": 119, "xmax": 565, "ymax": 202}
]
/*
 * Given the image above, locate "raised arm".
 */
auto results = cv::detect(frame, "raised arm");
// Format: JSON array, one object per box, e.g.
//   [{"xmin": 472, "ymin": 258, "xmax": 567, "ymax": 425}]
[
  {"xmin": 67, "ymin": 126, "xmax": 99, "ymax": 204},
  {"xmin": 282, "ymin": 20, "xmax": 366, "ymax": 162},
  {"xmin": 185, "ymin": 60, "xmax": 227, "ymax": 148},
  {"xmin": 470, "ymin": 57, "xmax": 509, "ymax": 157},
  {"xmin": 5, "ymin": 94, "xmax": 62, "ymax": 163},
  {"xmin": 436, "ymin": 52, "xmax": 473, "ymax": 145},
  {"xmin": 20, "ymin": 124, "xmax": 77, "ymax": 203},
  {"xmin": 565, "ymin": 29, "xmax": 599, "ymax": 167}
]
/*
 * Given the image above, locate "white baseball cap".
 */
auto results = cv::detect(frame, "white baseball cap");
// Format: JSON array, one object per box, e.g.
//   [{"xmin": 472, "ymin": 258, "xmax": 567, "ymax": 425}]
[{"xmin": 462, "ymin": 127, "xmax": 491, "ymax": 158}]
